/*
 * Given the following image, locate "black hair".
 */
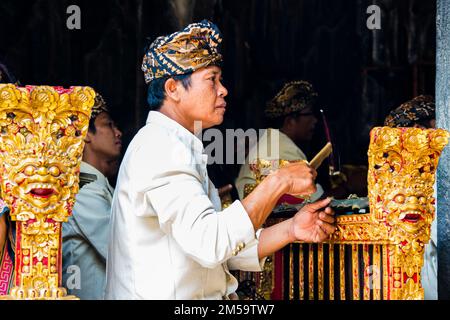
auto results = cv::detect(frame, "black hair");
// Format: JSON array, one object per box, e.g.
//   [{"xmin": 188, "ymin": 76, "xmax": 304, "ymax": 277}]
[
  {"xmin": 147, "ymin": 73, "xmax": 192, "ymax": 110},
  {"xmin": 88, "ymin": 112, "xmax": 113, "ymax": 134},
  {"xmin": 88, "ymin": 118, "xmax": 97, "ymax": 134}
]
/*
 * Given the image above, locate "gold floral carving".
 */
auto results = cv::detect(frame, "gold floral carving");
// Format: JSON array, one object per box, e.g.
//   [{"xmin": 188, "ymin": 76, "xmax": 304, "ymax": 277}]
[
  {"xmin": 0, "ymin": 84, "xmax": 95, "ymax": 300},
  {"xmin": 365, "ymin": 127, "xmax": 448, "ymax": 299}
]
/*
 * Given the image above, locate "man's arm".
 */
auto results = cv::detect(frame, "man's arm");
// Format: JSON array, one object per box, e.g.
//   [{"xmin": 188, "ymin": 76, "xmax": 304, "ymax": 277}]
[
  {"xmin": 241, "ymin": 161, "xmax": 317, "ymax": 230},
  {"xmin": 70, "ymin": 183, "xmax": 112, "ymax": 260}
]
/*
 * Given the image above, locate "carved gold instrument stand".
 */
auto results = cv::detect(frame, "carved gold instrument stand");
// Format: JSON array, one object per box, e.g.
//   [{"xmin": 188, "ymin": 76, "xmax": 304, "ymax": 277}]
[
  {"xmin": 242, "ymin": 127, "xmax": 448, "ymax": 300},
  {"xmin": 0, "ymin": 84, "xmax": 95, "ymax": 300}
]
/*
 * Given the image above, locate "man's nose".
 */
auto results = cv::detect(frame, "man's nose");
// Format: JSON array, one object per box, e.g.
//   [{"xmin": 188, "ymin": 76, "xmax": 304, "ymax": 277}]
[
  {"xmin": 115, "ymin": 127, "xmax": 122, "ymax": 139},
  {"xmin": 218, "ymin": 82, "xmax": 228, "ymax": 98}
]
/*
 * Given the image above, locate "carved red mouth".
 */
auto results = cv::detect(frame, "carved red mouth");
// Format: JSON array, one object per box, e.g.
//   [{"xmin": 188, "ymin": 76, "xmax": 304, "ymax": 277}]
[
  {"xmin": 30, "ymin": 188, "xmax": 55, "ymax": 198},
  {"xmin": 400, "ymin": 212, "xmax": 421, "ymax": 223}
]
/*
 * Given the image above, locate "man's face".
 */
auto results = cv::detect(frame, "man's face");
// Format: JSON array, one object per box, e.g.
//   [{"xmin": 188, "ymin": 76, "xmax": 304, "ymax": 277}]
[
  {"xmin": 291, "ymin": 107, "xmax": 318, "ymax": 142},
  {"xmin": 177, "ymin": 65, "xmax": 228, "ymax": 130},
  {"xmin": 87, "ymin": 112, "xmax": 122, "ymax": 160}
]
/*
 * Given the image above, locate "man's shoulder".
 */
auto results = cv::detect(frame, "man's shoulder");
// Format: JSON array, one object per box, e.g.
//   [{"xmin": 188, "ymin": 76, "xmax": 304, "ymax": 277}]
[
  {"xmin": 76, "ymin": 172, "xmax": 111, "ymax": 200},
  {"xmin": 79, "ymin": 172, "xmax": 98, "ymax": 189},
  {"xmin": 78, "ymin": 163, "xmax": 111, "ymax": 192},
  {"xmin": 129, "ymin": 123, "xmax": 195, "ymax": 161},
  {"xmin": 132, "ymin": 122, "xmax": 180, "ymax": 149}
]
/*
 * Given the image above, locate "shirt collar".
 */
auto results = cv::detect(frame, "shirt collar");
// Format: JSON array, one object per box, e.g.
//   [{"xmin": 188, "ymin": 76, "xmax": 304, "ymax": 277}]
[
  {"xmin": 80, "ymin": 161, "xmax": 114, "ymax": 193},
  {"xmin": 80, "ymin": 161, "xmax": 104, "ymax": 177},
  {"xmin": 146, "ymin": 111, "xmax": 205, "ymax": 155}
]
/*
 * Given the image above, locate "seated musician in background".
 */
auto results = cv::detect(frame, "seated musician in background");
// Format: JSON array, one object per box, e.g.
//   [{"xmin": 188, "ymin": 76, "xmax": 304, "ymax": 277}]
[
  {"xmin": 235, "ymin": 80, "xmax": 324, "ymax": 202},
  {"xmin": 62, "ymin": 93, "xmax": 122, "ymax": 300},
  {"xmin": 0, "ymin": 199, "xmax": 14, "ymax": 296},
  {"xmin": 0, "ymin": 207, "xmax": 6, "ymax": 253},
  {"xmin": 0, "ymin": 64, "xmax": 9, "ymax": 264},
  {"xmin": 0, "ymin": 61, "xmax": 19, "ymax": 296},
  {"xmin": 384, "ymin": 94, "xmax": 436, "ymax": 300}
]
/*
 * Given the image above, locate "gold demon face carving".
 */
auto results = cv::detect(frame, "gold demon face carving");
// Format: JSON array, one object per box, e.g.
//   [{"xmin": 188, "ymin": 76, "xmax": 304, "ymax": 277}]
[
  {"xmin": 383, "ymin": 182, "xmax": 434, "ymax": 234},
  {"xmin": 12, "ymin": 159, "xmax": 70, "ymax": 216},
  {"xmin": 0, "ymin": 84, "xmax": 95, "ymax": 222},
  {"xmin": 368, "ymin": 127, "xmax": 449, "ymax": 236}
]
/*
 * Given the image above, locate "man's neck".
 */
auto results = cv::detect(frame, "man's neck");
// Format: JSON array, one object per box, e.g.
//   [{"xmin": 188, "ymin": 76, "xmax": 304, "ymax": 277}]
[
  {"xmin": 159, "ymin": 104, "xmax": 195, "ymax": 133},
  {"xmin": 279, "ymin": 127, "xmax": 295, "ymax": 142},
  {"xmin": 279, "ymin": 127, "xmax": 306, "ymax": 149},
  {"xmin": 82, "ymin": 155, "xmax": 115, "ymax": 179}
]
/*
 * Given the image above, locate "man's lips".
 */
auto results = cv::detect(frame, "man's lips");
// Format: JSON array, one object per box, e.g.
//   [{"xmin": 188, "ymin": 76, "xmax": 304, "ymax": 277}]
[
  {"xmin": 216, "ymin": 103, "xmax": 227, "ymax": 109},
  {"xmin": 30, "ymin": 188, "xmax": 55, "ymax": 198}
]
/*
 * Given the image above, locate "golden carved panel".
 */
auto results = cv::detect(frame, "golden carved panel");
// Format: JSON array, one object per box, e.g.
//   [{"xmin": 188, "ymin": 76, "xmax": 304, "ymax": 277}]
[
  {"xmin": 0, "ymin": 84, "xmax": 95, "ymax": 300},
  {"xmin": 247, "ymin": 127, "xmax": 448, "ymax": 300}
]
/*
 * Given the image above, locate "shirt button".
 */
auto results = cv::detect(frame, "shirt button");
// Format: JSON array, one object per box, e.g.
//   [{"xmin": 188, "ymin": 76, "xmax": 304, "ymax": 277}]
[
  {"xmin": 232, "ymin": 250, "xmax": 237, "ymax": 256},
  {"xmin": 239, "ymin": 242, "xmax": 245, "ymax": 250}
]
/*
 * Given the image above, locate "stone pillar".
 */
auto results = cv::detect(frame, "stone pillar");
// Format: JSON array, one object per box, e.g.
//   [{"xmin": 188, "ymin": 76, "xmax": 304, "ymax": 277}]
[{"xmin": 436, "ymin": 0, "xmax": 450, "ymax": 300}]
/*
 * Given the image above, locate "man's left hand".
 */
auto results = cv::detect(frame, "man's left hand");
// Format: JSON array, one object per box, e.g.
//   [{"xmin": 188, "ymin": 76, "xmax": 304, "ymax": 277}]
[{"xmin": 289, "ymin": 197, "xmax": 336, "ymax": 243}]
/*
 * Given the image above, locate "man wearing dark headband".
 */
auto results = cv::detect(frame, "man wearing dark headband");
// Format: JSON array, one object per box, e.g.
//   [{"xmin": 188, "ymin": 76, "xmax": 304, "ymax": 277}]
[{"xmin": 105, "ymin": 20, "xmax": 335, "ymax": 300}]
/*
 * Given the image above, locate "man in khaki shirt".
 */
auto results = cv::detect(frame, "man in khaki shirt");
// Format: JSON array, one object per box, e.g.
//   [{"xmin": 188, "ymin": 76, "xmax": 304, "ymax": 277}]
[{"xmin": 62, "ymin": 93, "xmax": 122, "ymax": 300}]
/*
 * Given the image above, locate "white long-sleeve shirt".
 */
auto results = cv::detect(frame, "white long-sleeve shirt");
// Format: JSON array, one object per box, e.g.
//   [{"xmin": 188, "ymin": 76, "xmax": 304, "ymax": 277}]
[{"xmin": 105, "ymin": 111, "xmax": 263, "ymax": 300}]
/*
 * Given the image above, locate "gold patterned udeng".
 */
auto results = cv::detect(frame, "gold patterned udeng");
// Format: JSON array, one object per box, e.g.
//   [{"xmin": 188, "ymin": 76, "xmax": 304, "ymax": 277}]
[
  {"xmin": 0, "ymin": 84, "xmax": 95, "ymax": 300},
  {"xmin": 141, "ymin": 20, "xmax": 222, "ymax": 84}
]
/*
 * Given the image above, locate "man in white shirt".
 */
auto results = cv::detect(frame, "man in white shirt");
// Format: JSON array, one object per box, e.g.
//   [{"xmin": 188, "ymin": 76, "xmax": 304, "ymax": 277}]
[
  {"xmin": 236, "ymin": 81, "xmax": 324, "ymax": 201},
  {"xmin": 105, "ymin": 20, "xmax": 335, "ymax": 300}
]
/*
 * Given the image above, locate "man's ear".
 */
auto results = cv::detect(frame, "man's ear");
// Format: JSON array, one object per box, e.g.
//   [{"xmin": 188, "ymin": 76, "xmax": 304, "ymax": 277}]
[
  {"xmin": 283, "ymin": 116, "xmax": 296, "ymax": 129},
  {"xmin": 164, "ymin": 78, "xmax": 181, "ymax": 102}
]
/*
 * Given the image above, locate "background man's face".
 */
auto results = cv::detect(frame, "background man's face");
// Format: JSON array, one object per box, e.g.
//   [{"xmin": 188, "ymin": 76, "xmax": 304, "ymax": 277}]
[
  {"xmin": 89, "ymin": 112, "xmax": 122, "ymax": 160},
  {"xmin": 291, "ymin": 107, "xmax": 318, "ymax": 142},
  {"xmin": 178, "ymin": 65, "xmax": 228, "ymax": 130}
]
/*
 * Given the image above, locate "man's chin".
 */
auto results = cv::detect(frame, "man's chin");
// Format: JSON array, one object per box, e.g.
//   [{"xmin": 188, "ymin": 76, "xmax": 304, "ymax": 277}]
[{"xmin": 206, "ymin": 116, "xmax": 225, "ymax": 128}]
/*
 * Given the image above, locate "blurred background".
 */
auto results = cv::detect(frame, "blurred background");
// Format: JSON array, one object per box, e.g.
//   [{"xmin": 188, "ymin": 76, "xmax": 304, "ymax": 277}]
[{"xmin": 0, "ymin": 0, "xmax": 436, "ymax": 192}]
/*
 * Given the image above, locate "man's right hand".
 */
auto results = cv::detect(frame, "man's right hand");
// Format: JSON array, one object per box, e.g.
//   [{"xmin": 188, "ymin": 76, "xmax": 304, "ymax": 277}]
[
  {"xmin": 274, "ymin": 161, "xmax": 317, "ymax": 197},
  {"xmin": 242, "ymin": 161, "xmax": 317, "ymax": 230}
]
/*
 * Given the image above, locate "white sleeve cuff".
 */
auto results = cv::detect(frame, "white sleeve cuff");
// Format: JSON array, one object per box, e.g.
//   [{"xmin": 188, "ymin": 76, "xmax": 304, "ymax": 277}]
[
  {"xmin": 227, "ymin": 228, "xmax": 267, "ymax": 272},
  {"xmin": 221, "ymin": 200, "xmax": 257, "ymax": 253}
]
